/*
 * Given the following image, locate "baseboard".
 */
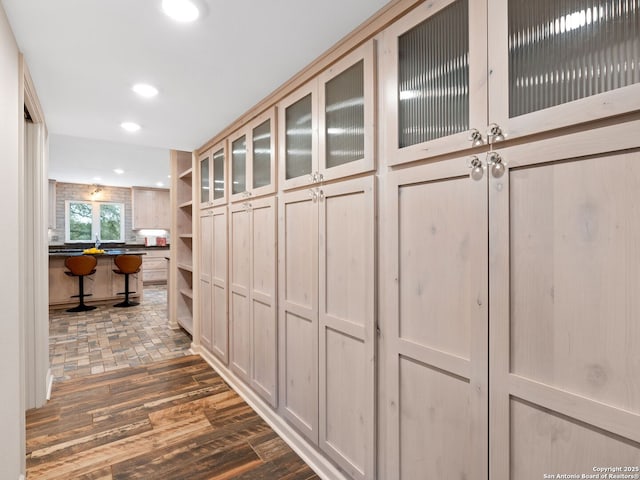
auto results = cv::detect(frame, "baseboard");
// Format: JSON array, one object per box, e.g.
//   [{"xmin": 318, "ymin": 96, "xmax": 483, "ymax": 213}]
[
  {"xmin": 46, "ymin": 368, "xmax": 53, "ymax": 401},
  {"xmin": 195, "ymin": 346, "xmax": 349, "ymax": 480},
  {"xmin": 19, "ymin": 474, "xmax": 25, "ymax": 480}
]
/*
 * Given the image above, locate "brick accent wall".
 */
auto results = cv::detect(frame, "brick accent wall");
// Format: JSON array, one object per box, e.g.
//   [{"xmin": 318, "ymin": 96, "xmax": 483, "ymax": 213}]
[{"xmin": 49, "ymin": 182, "xmax": 167, "ymax": 245}]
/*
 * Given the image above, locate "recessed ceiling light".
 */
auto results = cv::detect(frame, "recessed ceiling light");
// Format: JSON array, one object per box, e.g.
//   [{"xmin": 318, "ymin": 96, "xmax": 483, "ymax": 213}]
[
  {"xmin": 114, "ymin": 168, "xmax": 124, "ymax": 174},
  {"xmin": 156, "ymin": 182, "xmax": 164, "ymax": 187},
  {"xmin": 132, "ymin": 83, "xmax": 158, "ymax": 98},
  {"xmin": 162, "ymin": 0, "xmax": 199, "ymax": 22},
  {"xmin": 121, "ymin": 122, "xmax": 141, "ymax": 132}
]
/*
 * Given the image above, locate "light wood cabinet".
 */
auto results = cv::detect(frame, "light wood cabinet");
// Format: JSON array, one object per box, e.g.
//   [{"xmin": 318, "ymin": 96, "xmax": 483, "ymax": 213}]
[
  {"xmin": 279, "ymin": 176, "xmax": 375, "ymax": 479},
  {"xmin": 279, "ymin": 40, "xmax": 376, "ymax": 191},
  {"xmin": 142, "ymin": 249, "xmax": 168, "ymax": 285},
  {"xmin": 199, "ymin": 140, "xmax": 227, "ymax": 209},
  {"xmin": 229, "ymin": 196, "xmax": 277, "ymax": 406},
  {"xmin": 199, "ymin": 206, "xmax": 228, "ymax": 362},
  {"xmin": 229, "ymin": 108, "xmax": 277, "ymax": 203},
  {"xmin": 132, "ymin": 187, "xmax": 170, "ymax": 230}
]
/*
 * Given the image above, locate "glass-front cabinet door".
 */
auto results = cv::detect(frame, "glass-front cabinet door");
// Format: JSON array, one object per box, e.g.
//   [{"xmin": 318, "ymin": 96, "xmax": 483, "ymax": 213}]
[
  {"xmin": 381, "ymin": 0, "xmax": 488, "ymax": 166},
  {"xmin": 489, "ymin": 0, "xmax": 640, "ymax": 140},
  {"xmin": 230, "ymin": 107, "xmax": 276, "ymax": 202},
  {"xmin": 200, "ymin": 141, "xmax": 227, "ymax": 208},
  {"xmin": 279, "ymin": 80, "xmax": 318, "ymax": 190},
  {"xmin": 318, "ymin": 40, "xmax": 376, "ymax": 182},
  {"xmin": 211, "ymin": 140, "xmax": 227, "ymax": 206},
  {"xmin": 230, "ymin": 130, "xmax": 248, "ymax": 202},
  {"xmin": 199, "ymin": 149, "xmax": 211, "ymax": 208},
  {"xmin": 250, "ymin": 107, "xmax": 277, "ymax": 198}
]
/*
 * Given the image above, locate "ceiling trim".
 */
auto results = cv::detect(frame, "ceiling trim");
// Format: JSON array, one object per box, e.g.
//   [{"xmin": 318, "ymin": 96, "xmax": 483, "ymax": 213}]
[{"xmin": 196, "ymin": 0, "xmax": 423, "ymax": 155}]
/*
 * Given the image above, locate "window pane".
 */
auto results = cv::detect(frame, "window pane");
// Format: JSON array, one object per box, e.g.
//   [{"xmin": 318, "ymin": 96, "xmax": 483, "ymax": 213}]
[
  {"xmin": 326, "ymin": 60, "xmax": 365, "ymax": 168},
  {"xmin": 232, "ymin": 135, "xmax": 247, "ymax": 195},
  {"xmin": 213, "ymin": 148, "xmax": 225, "ymax": 200},
  {"xmin": 253, "ymin": 119, "xmax": 272, "ymax": 189},
  {"xmin": 100, "ymin": 204, "xmax": 122, "ymax": 241},
  {"xmin": 200, "ymin": 156, "xmax": 210, "ymax": 203},
  {"xmin": 69, "ymin": 202, "xmax": 92, "ymax": 241},
  {"xmin": 398, "ymin": 0, "xmax": 469, "ymax": 147},
  {"xmin": 509, "ymin": 0, "xmax": 640, "ymax": 117},
  {"xmin": 285, "ymin": 94, "xmax": 313, "ymax": 180}
]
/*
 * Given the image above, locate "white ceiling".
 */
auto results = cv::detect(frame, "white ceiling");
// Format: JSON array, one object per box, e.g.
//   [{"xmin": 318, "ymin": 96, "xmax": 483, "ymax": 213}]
[{"xmin": 3, "ymin": 0, "xmax": 389, "ymax": 187}]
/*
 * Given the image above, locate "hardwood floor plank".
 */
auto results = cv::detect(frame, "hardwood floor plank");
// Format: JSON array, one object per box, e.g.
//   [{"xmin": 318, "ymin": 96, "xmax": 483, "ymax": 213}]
[{"xmin": 26, "ymin": 356, "xmax": 316, "ymax": 480}]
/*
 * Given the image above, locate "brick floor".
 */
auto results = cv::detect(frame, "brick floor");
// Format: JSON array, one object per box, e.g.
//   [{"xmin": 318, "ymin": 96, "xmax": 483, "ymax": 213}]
[{"xmin": 49, "ymin": 286, "xmax": 192, "ymax": 382}]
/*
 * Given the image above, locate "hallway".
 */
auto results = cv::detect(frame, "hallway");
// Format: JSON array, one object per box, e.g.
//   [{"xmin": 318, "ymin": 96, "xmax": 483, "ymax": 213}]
[{"xmin": 29, "ymin": 288, "xmax": 317, "ymax": 479}]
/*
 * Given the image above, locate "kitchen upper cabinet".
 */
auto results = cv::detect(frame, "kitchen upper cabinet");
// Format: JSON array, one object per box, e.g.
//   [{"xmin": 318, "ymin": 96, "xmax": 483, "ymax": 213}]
[
  {"xmin": 229, "ymin": 108, "xmax": 277, "ymax": 202},
  {"xmin": 279, "ymin": 40, "xmax": 376, "ymax": 190},
  {"xmin": 199, "ymin": 141, "xmax": 227, "ymax": 209},
  {"xmin": 488, "ymin": 0, "xmax": 640, "ymax": 141},
  {"xmin": 131, "ymin": 187, "xmax": 170, "ymax": 230},
  {"xmin": 199, "ymin": 206, "xmax": 228, "ymax": 362},
  {"xmin": 279, "ymin": 176, "xmax": 375, "ymax": 479},
  {"xmin": 381, "ymin": 0, "xmax": 488, "ymax": 166},
  {"xmin": 229, "ymin": 196, "xmax": 277, "ymax": 406}
]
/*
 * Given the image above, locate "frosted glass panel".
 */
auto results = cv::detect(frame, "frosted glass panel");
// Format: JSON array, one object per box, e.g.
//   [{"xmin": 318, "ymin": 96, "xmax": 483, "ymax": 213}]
[
  {"xmin": 232, "ymin": 136, "xmax": 246, "ymax": 195},
  {"xmin": 398, "ymin": 0, "xmax": 469, "ymax": 148},
  {"xmin": 213, "ymin": 148, "xmax": 224, "ymax": 200},
  {"xmin": 253, "ymin": 119, "xmax": 271, "ymax": 189},
  {"xmin": 285, "ymin": 94, "xmax": 313, "ymax": 180},
  {"xmin": 509, "ymin": 0, "xmax": 640, "ymax": 117},
  {"xmin": 200, "ymin": 156, "xmax": 209, "ymax": 204},
  {"xmin": 325, "ymin": 60, "xmax": 365, "ymax": 168}
]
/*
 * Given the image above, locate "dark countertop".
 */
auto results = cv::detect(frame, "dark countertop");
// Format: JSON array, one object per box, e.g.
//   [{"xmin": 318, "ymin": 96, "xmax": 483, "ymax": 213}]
[
  {"xmin": 49, "ymin": 244, "xmax": 169, "ymax": 258},
  {"xmin": 49, "ymin": 249, "xmax": 148, "ymax": 258}
]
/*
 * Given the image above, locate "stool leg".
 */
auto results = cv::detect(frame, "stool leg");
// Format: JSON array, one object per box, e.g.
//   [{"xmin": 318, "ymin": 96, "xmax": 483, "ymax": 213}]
[
  {"xmin": 114, "ymin": 272, "xmax": 139, "ymax": 308},
  {"xmin": 67, "ymin": 275, "xmax": 97, "ymax": 313}
]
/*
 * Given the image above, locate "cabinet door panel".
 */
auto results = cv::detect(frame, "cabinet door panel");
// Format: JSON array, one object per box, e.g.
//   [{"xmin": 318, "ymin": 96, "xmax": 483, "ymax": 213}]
[
  {"xmin": 318, "ymin": 40, "xmax": 376, "ymax": 181},
  {"xmin": 199, "ymin": 150, "xmax": 211, "ymax": 207},
  {"xmin": 490, "ymin": 139, "xmax": 640, "ymax": 480},
  {"xmin": 384, "ymin": 159, "xmax": 488, "ymax": 479},
  {"xmin": 278, "ymin": 81, "xmax": 318, "ymax": 191},
  {"xmin": 212, "ymin": 143, "xmax": 227, "ymax": 206},
  {"xmin": 199, "ymin": 212, "xmax": 214, "ymax": 350},
  {"xmin": 230, "ymin": 204, "xmax": 251, "ymax": 379},
  {"xmin": 488, "ymin": 0, "xmax": 640, "ymax": 141},
  {"xmin": 211, "ymin": 206, "xmax": 228, "ymax": 363},
  {"xmin": 318, "ymin": 176, "xmax": 375, "ymax": 479},
  {"xmin": 250, "ymin": 197, "xmax": 277, "ymax": 407},
  {"xmin": 250, "ymin": 108, "xmax": 277, "ymax": 198},
  {"xmin": 381, "ymin": 0, "xmax": 488, "ymax": 165},
  {"xmin": 279, "ymin": 189, "xmax": 319, "ymax": 442},
  {"xmin": 230, "ymin": 132, "xmax": 248, "ymax": 202}
]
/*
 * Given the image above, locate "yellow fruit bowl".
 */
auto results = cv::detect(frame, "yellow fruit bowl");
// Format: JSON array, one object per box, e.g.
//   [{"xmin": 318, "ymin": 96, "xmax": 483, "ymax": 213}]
[{"xmin": 83, "ymin": 248, "xmax": 105, "ymax": 254}]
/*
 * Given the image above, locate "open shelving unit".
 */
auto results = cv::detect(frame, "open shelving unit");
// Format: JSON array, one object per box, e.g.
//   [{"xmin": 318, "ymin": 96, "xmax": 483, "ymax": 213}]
[{"xmin": 170, "ymin": 150, "xmax": 195, "ymax": 335}]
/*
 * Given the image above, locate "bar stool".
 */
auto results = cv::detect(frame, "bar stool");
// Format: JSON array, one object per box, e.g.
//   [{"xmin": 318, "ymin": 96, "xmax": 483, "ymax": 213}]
[
  {"xmin": 113, "ymin": 254, "xmax": 142, "ymax": 308},
  {"xmin": 64, "ymin": 255, "xmax": 97, "ymax": 313}
]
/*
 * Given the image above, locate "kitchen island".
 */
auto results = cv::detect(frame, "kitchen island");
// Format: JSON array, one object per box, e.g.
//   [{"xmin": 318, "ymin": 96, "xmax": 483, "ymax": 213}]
[{"xmin": 49, "ymin": 250, "xmax": 146, "ymax": 309}]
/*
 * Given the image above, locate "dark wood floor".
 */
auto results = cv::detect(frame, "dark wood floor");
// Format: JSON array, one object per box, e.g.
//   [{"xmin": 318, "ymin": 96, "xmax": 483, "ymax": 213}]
[{"xmin": 26, "ymin": 355, "xmax": 319, "ymax": 480}]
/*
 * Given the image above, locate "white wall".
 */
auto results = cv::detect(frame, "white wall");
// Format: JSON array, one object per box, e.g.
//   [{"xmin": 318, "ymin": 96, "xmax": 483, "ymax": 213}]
[{"xmin": 0, "ymin": 3, "xmax": 25, "ymax": 479}]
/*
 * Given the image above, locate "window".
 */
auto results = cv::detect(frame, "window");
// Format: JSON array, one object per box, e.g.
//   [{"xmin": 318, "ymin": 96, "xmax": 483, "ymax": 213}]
[{"xmin": 65, "ymin": 201, "xmax": 125, "ymax": 243}]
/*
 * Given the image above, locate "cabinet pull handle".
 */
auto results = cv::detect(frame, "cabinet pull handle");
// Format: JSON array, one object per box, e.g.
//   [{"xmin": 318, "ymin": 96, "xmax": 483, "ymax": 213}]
[
  {"xmin": 487, "ymin": 123, "xmax": 505, "ymax": 144},
  {"xmin": 468, "ymin": 128, "xmax": 484, "ymax": 146},
  {"xmin": 467, "ymin": 155, "xmax": 484, "ymax": 181},
  {"xmin": 486, "ymin": 152, "xmax": 506, "ymax": 178}
]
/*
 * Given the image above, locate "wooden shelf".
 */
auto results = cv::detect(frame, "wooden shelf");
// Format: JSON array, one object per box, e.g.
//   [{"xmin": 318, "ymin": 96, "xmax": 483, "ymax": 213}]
[
  {"xmin": 179, "ymin": 288, "xmax": 193, "ymax": 299},
  {"xmin": 177, "ymin": 316, "xmax": 193, "ymax": 335},
  {"xmin": 179, "ymin": 200, "xmax": 193, "ymax": 209},
  {"xmin": 178, "ymin": 167, "xmax": 193, "ymax": 179},
  {"xmin": 177, "ymin": 263, "xmax": 193, "ymax": 273},
  {"xmin": 179, "ymin": 234, "xmax": 193, "ymax": 239}
]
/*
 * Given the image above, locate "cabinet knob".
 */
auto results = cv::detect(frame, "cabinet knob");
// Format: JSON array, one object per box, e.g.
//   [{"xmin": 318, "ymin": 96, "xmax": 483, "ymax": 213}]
[
  {"xmin": 487, "ymin": 123, "xmax": 505, "ymax": 144},
  {"xmin": 467, "ymin": 155, "xmax": 484, "ymax": 181},
  {"xmin": 468, "ymin": 128, "xmax": 484, "ymax": 146},
  {"xmin": 486, "ymin": 152, "xmax": 506, "ymax": 178}
]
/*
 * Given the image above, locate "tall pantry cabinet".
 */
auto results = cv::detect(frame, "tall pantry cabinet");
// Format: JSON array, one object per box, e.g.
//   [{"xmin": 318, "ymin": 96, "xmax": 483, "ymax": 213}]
[
  {"xmin": 184, "ymin": 0, "xmax": 640, "ymax": 478},
  {"xmin": 379, "ymin": 0, "xmax": 640, "ymax": 479}
]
